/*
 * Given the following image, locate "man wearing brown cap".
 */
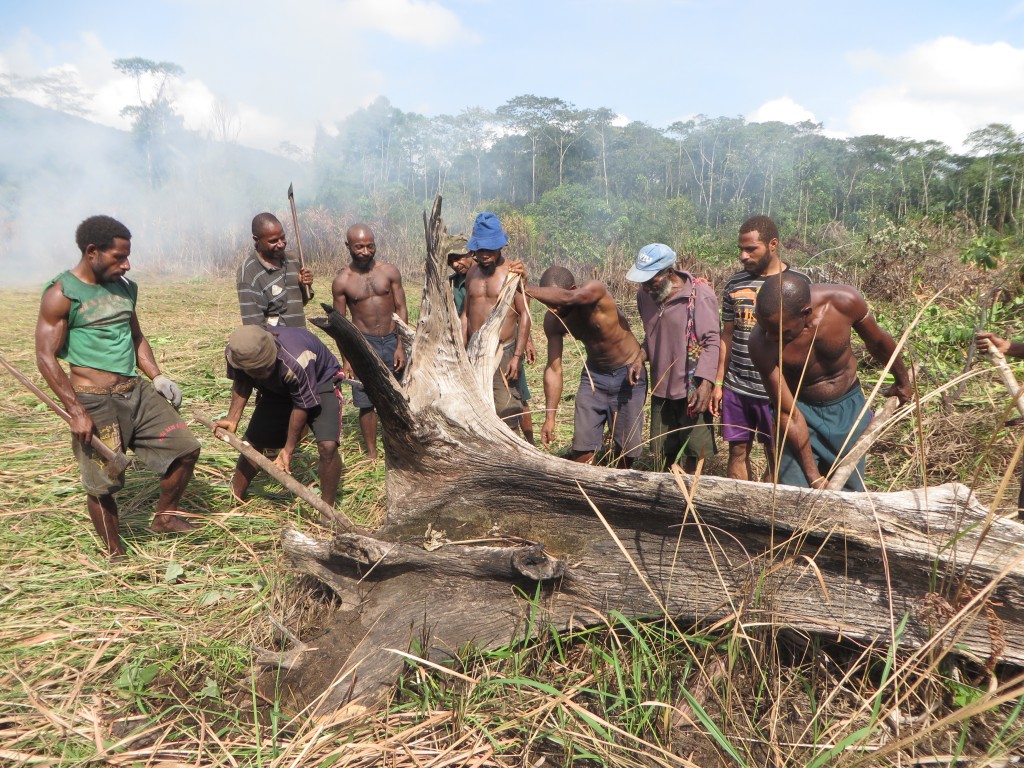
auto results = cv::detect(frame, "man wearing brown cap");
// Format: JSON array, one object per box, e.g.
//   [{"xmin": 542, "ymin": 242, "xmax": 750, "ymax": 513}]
[{"xmin": 215, "ymin": 325, "xmax": 345, "ymax": 505}]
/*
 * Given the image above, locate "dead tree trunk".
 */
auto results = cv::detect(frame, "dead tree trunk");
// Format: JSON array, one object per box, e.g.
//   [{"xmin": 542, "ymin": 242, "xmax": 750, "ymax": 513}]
[{"xmin": 264, "ymin": 197, "xmax": 1024, "ymax": 715}]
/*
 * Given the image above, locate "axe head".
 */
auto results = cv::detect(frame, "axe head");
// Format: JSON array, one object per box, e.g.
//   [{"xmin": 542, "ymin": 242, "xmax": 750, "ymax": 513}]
[{"xmin": 104, "ymin": 451, "xmax": 132, "ymax": 481}]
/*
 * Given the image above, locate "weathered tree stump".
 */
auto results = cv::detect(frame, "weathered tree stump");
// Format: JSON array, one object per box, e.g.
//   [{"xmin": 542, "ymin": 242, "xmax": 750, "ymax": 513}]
[{"xmin": 260, "ymin": 197, "xmax": 1024, "ymax": 715}]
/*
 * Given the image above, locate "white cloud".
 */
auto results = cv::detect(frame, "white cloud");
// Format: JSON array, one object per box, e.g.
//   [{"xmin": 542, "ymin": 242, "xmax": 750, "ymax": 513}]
[
  {"xmin": 844, "ymin": 37, "xmax": 1024, "ymax": 150},
  {"xmin": 0, "ymin": 0, "xmax": 479, "ymax": 154},
  {"xmin": 346, "ymin": 0, "xmax": 481, "ymax": 45},
  {"xmin": 748, "ymin": 96, "xmax": 817, "ymax": 125}
]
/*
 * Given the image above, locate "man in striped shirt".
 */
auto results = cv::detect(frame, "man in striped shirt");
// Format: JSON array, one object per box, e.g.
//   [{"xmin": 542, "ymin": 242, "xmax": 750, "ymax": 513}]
[
  {"xmin": 712, "ymin": 216, "xmax": 799, "ymax": 481},
  {"xmin": 237, "ymin": 213, "xmax": 314, "ymax": 328},
  {"xmin": 216, "ymin": 325, "xmax": 344, "ymax": 505}
]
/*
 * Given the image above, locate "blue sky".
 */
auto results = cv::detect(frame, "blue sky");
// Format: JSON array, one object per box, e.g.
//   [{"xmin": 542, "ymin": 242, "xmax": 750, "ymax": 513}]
[{"xmin": 2, "ymin": 0, "xmax": 1024, "ymax": 153}]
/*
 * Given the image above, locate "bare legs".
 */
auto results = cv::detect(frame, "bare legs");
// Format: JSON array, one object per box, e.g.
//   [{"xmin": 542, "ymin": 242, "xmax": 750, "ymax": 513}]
[
  {"xmin": 317, "ymin": 440, "xmax": 342, "ymax": 506},
  {"xmin": 230, "ymin": 442, "xmax": 341, "ymax": 505},
  {"xmin": 87, "ymin": 494, "xmax": 123, "ymax": 558},
  {"xmin": 359, "ymin": 407, "xmax": 379, "ymax": 460},
  {"xmin": 151, "ymin": 449, "xmax": 200, "ymax": 533},
  {"xmin": 570, "ymin": 449, "xmax": 635, "ymax": 470},
  {"xmin": 727, "ymin": 441, "xmax": 754, "ymax": 481},
  {"xmin": 519, "ymin": 409, "xmax": 535, "ymax": 445},
  {"xmin": 727, "ymin": 441, "xmax": 775, "ymax": 481},
  {"xmin": 87, "ymin": 448, "xmax": 200, "ymax": 559}
]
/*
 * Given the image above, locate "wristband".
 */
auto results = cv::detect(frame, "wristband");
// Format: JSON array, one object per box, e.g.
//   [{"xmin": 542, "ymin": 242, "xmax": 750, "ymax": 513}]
[{"xmin": 714, "ymin": 381, "xmax": 724, "ymax": 386}]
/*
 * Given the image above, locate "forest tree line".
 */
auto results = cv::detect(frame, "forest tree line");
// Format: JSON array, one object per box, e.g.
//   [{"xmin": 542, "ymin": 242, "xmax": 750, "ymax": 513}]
[
  {"xmin": 5, "ymin": 55, "xmax": 1023, "ymax": 275},
  {"xmin": 310, "ymin": 94, "xmax": 1024, "ymax": 267}
]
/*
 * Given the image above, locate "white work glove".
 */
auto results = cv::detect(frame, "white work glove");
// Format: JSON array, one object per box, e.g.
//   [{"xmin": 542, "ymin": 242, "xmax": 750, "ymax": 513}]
[{"xmin": 152, "ymin": 375, "xmax": 183, "ymax": 409}]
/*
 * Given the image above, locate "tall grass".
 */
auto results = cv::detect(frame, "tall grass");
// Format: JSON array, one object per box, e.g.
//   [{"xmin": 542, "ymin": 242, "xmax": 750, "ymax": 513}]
[{"xmin": 2, "ymin": 275, "xmax": 1023, "ymax": 766}]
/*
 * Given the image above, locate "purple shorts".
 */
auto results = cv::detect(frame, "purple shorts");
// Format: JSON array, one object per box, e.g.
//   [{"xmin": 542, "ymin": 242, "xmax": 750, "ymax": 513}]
[{"xmin": 720, "ymin": 388, "xmax": 773, "ymax": 445}]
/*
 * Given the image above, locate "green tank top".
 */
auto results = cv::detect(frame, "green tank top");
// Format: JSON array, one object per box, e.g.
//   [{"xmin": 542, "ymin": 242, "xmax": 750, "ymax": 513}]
[{"xmin": 45, "ymin": 270, "xmax": 139, "ymax": 376}]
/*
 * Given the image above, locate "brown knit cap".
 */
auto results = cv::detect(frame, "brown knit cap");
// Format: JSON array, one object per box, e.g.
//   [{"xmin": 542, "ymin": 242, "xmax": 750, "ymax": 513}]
[{"xmin": 226, "ymin": 325, "xmax": 277, "ymax": 370}]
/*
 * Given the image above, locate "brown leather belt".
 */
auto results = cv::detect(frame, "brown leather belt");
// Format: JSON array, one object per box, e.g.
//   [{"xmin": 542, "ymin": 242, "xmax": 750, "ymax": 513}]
[{"xmin": 73, "ymin": 377, "xmax": 140, "ymax": 396}]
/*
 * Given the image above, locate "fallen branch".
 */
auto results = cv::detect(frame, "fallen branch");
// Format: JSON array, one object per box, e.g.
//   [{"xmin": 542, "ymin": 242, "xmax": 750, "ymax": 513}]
[
  {"xmin": 192, "ymin": 410, "xmax": 358, "ymax": 532},
  {"xmin": 982, "ymin": 347, "xmax": 1024, "ymax": 418},
  {"xmin": 827, "ymin": 396, "xmax": 900, "ymax": 491}
]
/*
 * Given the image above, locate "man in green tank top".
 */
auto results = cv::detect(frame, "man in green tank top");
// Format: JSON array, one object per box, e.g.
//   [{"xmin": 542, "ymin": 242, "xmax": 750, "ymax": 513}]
[{"xmin": 36, "ymin": 215, "xmax": 201, "ymax": 560}]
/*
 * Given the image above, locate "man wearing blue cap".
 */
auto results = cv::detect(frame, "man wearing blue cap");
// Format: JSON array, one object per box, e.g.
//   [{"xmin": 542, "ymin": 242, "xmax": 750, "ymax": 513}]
[
  {"xmin": 461, "ymin": 212, "xmax": 532, "ymax": 433},
  {"xmin": 627, "ymin": 244, "xmax": 720, "ymax": 472}
]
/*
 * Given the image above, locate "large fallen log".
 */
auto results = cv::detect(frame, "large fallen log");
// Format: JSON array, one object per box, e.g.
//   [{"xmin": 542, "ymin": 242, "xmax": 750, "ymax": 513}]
[{"xmin": 261, "ymin": 197, "xmax": 1024, "ymax": 716}]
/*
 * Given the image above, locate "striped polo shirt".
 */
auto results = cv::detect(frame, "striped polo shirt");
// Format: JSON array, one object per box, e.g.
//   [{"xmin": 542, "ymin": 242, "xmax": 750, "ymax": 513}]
[
  {"xmin": 721, "ymin": 266, "xmax": 801, "ymax": 399},
  {"xmin": 236, "ymin": 251, "xmax": 308, "ymax": 327}
]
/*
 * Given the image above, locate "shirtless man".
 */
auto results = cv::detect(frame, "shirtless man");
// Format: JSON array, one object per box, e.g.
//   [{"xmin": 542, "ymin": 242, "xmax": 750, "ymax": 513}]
[
  {"xmin": 460, "ymin": 212, "xmax": 531, "ymax": 431},
  {"xmin": 749, "ymin": 271, "xmax": 912, "ymax": 491},
  {"xmin": 526, "ymin": 266, "xmax": 647, "ymax": 467},
  {"xmin": 331, "ymin": 223, "xmax": 408, "ymax": 459}
]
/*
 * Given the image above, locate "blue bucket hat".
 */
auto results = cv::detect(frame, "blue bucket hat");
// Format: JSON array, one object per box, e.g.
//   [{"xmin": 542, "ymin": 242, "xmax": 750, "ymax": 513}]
[
  {"xmin": 467, "ymin": 212, "xmax": 509, "ymax": 251},
  {"xmin": 626, "ymin": 243, "xmax": 676, "ymax": 282}
]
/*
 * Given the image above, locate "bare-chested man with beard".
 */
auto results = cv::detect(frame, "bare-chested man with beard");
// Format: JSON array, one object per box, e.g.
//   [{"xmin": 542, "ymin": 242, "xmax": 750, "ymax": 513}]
[
  {"xmin": 525, "ymin": 266, "xmax": 647, "ymax": 468},
  {"xmin": 460, "ymin": 212, "xmax": 531, "ymax": 432},
  {"xmin": 332, "ymin": 224, "xmax": 408, "ymax": 459}
]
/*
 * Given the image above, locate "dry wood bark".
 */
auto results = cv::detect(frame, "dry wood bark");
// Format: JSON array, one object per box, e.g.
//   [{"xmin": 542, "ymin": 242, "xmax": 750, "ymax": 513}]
[{"xmin": 259, "ymin": 197, "xmax": 1024, "ymax": 716}]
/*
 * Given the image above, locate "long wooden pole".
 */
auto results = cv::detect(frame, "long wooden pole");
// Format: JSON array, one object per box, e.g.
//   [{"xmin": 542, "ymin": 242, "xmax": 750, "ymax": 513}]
[
  {"xmin": 193, "ymin": 411, "xmax": 357, "ymax": 532},
  {"xmin": 287, "ymin": 183, "xmax": 313, "ymax": 303},
  {"xmin": 826, "ymin": 396, "xmax": 900, "ymax": 491},
  {"xmin": 0, "ymin": 353, "xmax": 131, "ymax": 479},
  {"xmin": 979, "ymin": 345, "xmax": 1024, "ymax": 514}
]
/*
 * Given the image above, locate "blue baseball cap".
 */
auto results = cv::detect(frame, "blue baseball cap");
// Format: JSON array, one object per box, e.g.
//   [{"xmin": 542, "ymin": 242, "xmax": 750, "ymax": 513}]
[
  {"xmin": 467, "ymin": 212, "xmax": 509, "ymax": 251},
  {"xmin": 626, "ymin": 243, "xmax": 676, "ymax": 282}
]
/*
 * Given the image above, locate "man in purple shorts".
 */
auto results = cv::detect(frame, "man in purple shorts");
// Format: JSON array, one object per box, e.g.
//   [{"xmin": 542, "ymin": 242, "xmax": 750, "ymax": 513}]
[
  {"xmin": 525, "ymin": 266, "xmax": 647, "ymax": 468},
  {"xmin": 216, "ymin": 325, "xmax": 344, "ymax": 505},
  {"xmin": 712, "ymin": 215, "xmax": 801, "ymax": 481}
]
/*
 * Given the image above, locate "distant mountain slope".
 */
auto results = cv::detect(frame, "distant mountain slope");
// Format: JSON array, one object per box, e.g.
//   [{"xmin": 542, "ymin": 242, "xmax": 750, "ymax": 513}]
[{"xmin": 0, "ymin": 97, "xmax": 311, "ymax": 282}]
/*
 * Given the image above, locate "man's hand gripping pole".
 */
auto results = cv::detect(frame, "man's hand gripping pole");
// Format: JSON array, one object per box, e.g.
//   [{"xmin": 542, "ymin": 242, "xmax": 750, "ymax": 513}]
[
  {"xmin": 287, "ymin": 182, "xmax": 313, "ymax": 303},
  {"xmin": 0, "ymin": 353, "xmax": 131, "ymax": 480}
]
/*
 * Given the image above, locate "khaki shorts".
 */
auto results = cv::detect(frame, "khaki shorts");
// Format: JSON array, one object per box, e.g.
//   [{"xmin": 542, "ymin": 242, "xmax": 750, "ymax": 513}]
[
  {"xmin": 73, "ymin": 379, "xmax": 200, "ymax": 496},
  {"xmin": 493, "ymin": 341, "xmax": 526, "ymax": 426},
  {"xmin": 649, "ymin": 395, "xmax": 717, "ymax": 469}
]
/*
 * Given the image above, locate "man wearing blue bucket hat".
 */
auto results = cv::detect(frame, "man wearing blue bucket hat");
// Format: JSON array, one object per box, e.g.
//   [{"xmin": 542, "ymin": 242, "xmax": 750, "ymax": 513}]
[
  {"xmin": 627, "ymin": 243, "xmax": 719, "ymax": 472},
  {"xmin": 461, "ymin": 212, "xmax": 532, "ymax": 433}
]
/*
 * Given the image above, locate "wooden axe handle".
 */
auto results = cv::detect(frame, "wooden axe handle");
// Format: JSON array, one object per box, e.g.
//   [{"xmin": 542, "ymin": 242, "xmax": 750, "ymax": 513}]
[{"xmin": 0, "ymin": 353, "xmax": 131, "ymax": 474}]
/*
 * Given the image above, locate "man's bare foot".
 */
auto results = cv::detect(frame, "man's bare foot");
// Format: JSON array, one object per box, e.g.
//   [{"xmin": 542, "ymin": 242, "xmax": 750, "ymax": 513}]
[{"xmin": 151, "ymin": 513, "xmax": 198, "ymax": 533}]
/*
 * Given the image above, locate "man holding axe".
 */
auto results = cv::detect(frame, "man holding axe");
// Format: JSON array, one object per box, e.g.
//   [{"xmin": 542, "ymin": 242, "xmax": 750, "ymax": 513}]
[
  {"xmin": 237, "ymin": 209, "xmax": 314, "ymax": 328},
  {"xmin": 35, "ymin": 215, "xmax": 201, "ymax": 559}
]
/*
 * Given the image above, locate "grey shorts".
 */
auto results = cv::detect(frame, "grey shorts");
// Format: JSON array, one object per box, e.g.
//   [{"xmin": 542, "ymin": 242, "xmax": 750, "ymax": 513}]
[
  {"xmin": 572, "ymin": 365, "xmax": 648, "ymax": 458},
  {"xmin": 351, "ymin": 332, "xmax": 399, "ymax": 410},
  {"xmin": 73, "ymin": 379, "xmax": 200, "ymax": 496}
]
